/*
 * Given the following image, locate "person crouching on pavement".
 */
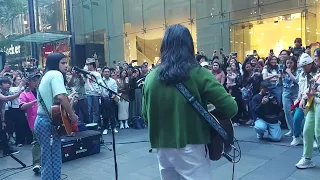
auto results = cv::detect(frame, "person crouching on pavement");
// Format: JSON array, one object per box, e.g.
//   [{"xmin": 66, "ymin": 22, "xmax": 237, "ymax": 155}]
[{"xmin": 252, "ymin": 80, "xmax": 282, "ymax": 142}]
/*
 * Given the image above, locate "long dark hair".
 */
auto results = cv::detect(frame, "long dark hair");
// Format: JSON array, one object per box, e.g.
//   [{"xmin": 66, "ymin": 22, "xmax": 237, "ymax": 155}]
[
  {"xmin": 266, "ymin": 55, "xmax": 279, "ymax": 73},
  {"xmin": 42, "ymin": 53, "xmax": 67, "ymax": 84},
  {"xmin": 158, "ymin": 24, "xmax": 197, "ymax": 84},
  {"xmin": 44, "ymin": 53, "xmax": 66, "ymax": 74}
]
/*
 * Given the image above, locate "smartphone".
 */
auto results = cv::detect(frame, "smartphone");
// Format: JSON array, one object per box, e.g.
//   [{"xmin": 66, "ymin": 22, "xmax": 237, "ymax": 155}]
[
  {"xmin": 270, "ymin": 49, "xmax": 274, "ymax": 54},
  {"xmin": 253, "ymin": 50, "xmax": 257, "ymax": 54},
  {"xmin": 254, "ymin": 68, "xmax": 259, "ymax": 73},
  {"xmin": 234, "ymin": 52, "xmax": 238, "ymax": 57},
  {"xmin": 278, "ymin": 64, "xmax": 284, "ymax": 73}
]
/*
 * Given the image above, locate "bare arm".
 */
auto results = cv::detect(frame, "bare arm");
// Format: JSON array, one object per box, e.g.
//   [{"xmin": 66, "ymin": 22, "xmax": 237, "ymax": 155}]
[
  {"xmin": 1, "ymin": 102, "xmax": 5, "ymax": 122},
  {"xmin": 220, "ymin": 72, "xmax": 226, "ymax": 85},
  {"xmin": 0, "ymin": 92, "xmax": 20, "ymax": 102},
  {"xmin": 20, "ymin": 100, "xmax": 37, "ymax": 110}
]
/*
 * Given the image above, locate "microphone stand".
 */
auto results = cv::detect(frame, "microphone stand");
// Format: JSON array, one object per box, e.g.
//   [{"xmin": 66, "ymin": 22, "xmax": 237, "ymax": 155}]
[{"xmin": 83, "ymin": 74, "xmax": 128, "ymax": 180}]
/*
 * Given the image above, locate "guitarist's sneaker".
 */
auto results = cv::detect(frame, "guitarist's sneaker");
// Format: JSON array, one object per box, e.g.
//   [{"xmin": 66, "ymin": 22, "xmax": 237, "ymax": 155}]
[
  {"xmin": 296, "ymin": 158, "xmax": 315, "ymax": 169},
  {"xmin": 33, "ymin": 165, "xmax": 41, "ymax": 174}
]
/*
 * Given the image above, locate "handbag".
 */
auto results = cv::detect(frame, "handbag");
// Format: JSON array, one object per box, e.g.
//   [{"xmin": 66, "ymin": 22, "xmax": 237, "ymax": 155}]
[{"xmin": 175, "ymin": 82, "xmax": 234, "ymax": 161}]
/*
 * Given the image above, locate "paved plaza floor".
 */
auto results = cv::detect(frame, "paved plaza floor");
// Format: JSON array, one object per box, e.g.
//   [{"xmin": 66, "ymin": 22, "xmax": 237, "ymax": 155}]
[{"xmin": 1, "ymin": 126, "xmax": 320, "ymax": 180}]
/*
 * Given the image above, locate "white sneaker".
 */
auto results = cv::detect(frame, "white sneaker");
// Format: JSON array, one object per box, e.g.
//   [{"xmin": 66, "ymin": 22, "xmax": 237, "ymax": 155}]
[
  {"xmin": 285, "ymin": 130, "xmax": 292, "ymax": 137},
  {"xmin": 114, "ymin": 129, "xmax": 118, "ymax": 133},
  {"xmin": 232, "ymin": 123, "xmax": 240, "ymax": 127},
  {"xmin": 313, "ymin": 140, "xmax": 319, "ymax": 149},
  {"xmin": 9, "ymin": 137, "xmax": 16, "ymax": 145},
  {"xmin": 120, "ymin": 121, "xmax": 124, "ymax": 129},
  {"xmin": 103, "ymin": 129, "xmax": 108, "ymax": 135},
  {"xmin": 32, "ymin": 165, "xmax": 41, "ymax": 174},
  {"xmin": 124, "ymin": 121, "xmax": 129, "ymax": 129},
  {"xmin": 296, "ymin": 158, "xmax": 316, "ymax": 169},
  {"xmin": 290, "ymin": 137, "xmax": 302, "ymax": 146}
]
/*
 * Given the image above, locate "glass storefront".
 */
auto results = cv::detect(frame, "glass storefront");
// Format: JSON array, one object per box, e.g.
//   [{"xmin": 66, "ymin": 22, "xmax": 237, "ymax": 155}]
[
  {"xmin": 0, "ymin": 0, "xmax": 70, "ymax": 68},
  {"xmin": 72, "ymin": 0, "xmax": 320, "ymax": 65}
]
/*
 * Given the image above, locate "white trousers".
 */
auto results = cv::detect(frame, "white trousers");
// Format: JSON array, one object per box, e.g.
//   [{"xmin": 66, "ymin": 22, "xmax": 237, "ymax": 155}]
[{"xmin": 157, "ymin": 144, "xmax": 212, "ymax": 180}]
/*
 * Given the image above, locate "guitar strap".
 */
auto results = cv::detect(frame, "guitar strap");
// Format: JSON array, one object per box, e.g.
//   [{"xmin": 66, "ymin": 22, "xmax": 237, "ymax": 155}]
[
  {"xmin": 37, "ymin": 90, "xmax": 58, "ymax": 127},
  {"xmin": 174, "ymin": 82, "xmax": 228, "ymax": 142}
]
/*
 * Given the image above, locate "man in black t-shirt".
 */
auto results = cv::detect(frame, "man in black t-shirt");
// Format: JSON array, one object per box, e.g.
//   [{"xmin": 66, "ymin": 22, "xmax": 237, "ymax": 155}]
[{"xmin": 252, "ymin": 81, "xmax": 282, "ymax": 142}]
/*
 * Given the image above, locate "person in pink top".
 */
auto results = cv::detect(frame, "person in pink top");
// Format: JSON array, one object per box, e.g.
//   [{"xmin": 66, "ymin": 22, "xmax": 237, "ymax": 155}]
[
  {"xmin": 212, "ymin": 61, "xmax": 225, "ymax": 85},
  {"xmin": 19, "ymin": 73, "xmax": 41, "ymax": 174}
]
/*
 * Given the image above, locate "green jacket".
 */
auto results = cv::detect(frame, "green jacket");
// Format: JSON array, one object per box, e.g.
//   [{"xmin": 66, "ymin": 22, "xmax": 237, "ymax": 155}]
[{"xmin": 142, "ymin": 66, "xmax": 238, "ymax": 148}]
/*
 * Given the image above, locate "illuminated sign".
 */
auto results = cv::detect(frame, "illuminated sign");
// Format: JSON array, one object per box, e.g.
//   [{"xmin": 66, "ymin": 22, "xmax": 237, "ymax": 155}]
[{"xmin": 0, "ymin": 44, "xmax": 21, "ymax": 55}]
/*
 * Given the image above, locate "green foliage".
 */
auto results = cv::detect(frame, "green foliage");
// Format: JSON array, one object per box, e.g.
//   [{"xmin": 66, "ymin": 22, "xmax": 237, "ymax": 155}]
[{"xmin": 0, "ymin": 0, "xmax": 26, "ymax": 23}]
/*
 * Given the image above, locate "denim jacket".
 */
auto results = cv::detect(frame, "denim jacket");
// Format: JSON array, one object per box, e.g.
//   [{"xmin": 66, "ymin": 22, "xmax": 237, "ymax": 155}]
[{"xmin": 282, "ymin": 68, "xmax": 302, "ymax": 89}]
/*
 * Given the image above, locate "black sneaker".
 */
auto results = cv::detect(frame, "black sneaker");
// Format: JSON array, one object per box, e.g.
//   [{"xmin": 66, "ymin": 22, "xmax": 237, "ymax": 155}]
[{"xmin": 3, "ymin": 147, "xmax": 19, "ymax": 156}]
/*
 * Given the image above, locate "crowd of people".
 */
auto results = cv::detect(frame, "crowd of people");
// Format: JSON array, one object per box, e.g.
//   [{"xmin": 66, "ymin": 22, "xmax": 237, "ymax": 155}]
[
  {"xmin": 196, "ymin": 38, "xmax": 320, "ymax": 169},
  {"xmin": 0, "ymin": 55, "xmax": 150, "ymax": 176},
  {"xmin": 1, "ymin": 24, "xmax": 320, "ymax": 180}
]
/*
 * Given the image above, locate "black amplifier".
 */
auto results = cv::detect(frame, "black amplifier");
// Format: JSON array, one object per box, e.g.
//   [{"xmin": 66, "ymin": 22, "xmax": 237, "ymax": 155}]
[{"xmin": 61, "ymin": 130, "xmax": 101, "ymax": 163}]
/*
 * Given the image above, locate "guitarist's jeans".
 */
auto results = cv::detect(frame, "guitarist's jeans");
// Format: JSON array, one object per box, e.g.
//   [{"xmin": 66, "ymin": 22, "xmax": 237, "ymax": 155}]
[
  {"xmin": 302, "ymin": 102, "xmax": 320, "ymax": 159},
  {"xmin": 86, "ymin": 95, "xmax": 101, "ymax": 124},
  {"xmin": 157, "ymin": 144, "xmax": 212, "ymax": 180},
  {"xmin": 34, "ymin": 115, "xmax": 61, "ymax": 180}
]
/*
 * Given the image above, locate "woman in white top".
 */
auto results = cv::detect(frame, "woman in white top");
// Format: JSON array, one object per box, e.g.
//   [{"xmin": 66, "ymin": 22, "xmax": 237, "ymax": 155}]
[
  {"xmin": 262, "ymin": 56, "xmax": 283, "ymax": 105},
  {"xmin": 7, "ymin": 76, "xmax": 28, "ymax": 146}
]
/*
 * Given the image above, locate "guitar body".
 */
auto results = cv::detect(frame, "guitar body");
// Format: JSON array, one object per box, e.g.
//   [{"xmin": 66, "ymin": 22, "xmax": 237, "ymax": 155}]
[
  {"xmin": 51, "ymin": 105, "xmax": 73, "ymax": 136},
  {"xmin": 208, "ymin": 117, "xmax": 234, "ymax": 160},
  {"xmin": 305, "ymin": 97, "xmax": 314, "ymax": 115},
  {"xmin": 207, "ymin": 104, "xmax": 234, "ymax": 161},
  {"xmin": 51, "ymin": 93, "xmax": 79, "ymax": 136}
]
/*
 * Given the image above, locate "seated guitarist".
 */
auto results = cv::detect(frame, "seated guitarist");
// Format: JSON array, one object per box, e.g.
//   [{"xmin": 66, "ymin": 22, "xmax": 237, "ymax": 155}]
[
  {"xmin": 34, "ymin": 53, "xmax": 78, "ymax": 180},
  {"xmin": 142, "ymin": 25, "xmax": 238, "ymax": 180}
]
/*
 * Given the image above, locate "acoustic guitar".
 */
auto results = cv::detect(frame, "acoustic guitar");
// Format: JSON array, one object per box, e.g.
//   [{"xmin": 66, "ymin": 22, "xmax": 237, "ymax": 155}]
[
  {"xmin": 51, "ymin": 92, "xmax": 79, "ymax": 136},
  {"xmin": 305, "ymin": 77, "xmax": 319, "ymax": 115},
  {"xmin": 207, "ymin": 104, "xmax": 234, "ymax": 161}
]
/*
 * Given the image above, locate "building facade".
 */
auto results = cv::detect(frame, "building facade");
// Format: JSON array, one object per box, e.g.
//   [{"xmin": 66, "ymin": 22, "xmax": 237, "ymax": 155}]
[
  {"xmin": 0, "ymin": 0, "xmax": 70, "ymax": 68},
  {"xmin": 72, "ymin": 0, "xmax": 320, "ymax": 66}
]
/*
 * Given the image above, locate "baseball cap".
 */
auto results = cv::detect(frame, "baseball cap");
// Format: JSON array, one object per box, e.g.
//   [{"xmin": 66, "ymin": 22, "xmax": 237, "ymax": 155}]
[
  {"xmin": 298, "ymin": 53, "xmax": 313, "ymax": 67},
  {"xmin": 200, "ymin": 61, "xmax": 209, "ymax": 67},
  {"xmin": 28, "ymin": 73, "xmax": 41, "ymax": 80},
  {"xmin": 85, "ymin": 58, "xmax": 95, "ymax": 64}
]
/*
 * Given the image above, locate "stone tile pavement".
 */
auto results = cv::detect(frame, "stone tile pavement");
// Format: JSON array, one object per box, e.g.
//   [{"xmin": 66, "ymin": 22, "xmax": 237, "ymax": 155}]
[{"xmin": 1, "ymin": 126, "xmax": 320, "ymax": 180}]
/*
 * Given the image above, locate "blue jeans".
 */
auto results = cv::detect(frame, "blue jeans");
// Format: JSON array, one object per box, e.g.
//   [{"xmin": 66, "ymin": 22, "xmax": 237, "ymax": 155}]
[
  {"xmin": 293, "ymin": 108, "xmax": 305, "ymax": 137},
  {"xmin": 86, "ymin": 95, "xmax": 100, "ymax": 124},
  {"xmin": 254, "ymin": 118, "xmax": 282, "ymax": 142},
  {"xmin": 34, "ymin": 115, "xmax": 61, "ymax": 180},
  {"xmin": 270, "ymin": 84, "xmax": 283, "ymax": 105},
  {"xmin": 282, "ymin": 87, "xmax": 298, "ymax": 132}
]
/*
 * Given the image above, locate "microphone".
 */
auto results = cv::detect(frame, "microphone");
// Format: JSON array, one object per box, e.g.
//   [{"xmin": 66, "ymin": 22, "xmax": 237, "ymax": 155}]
[{"xmin": 72, "ymin": 66, "xmax": 93, "ymax": 76}]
